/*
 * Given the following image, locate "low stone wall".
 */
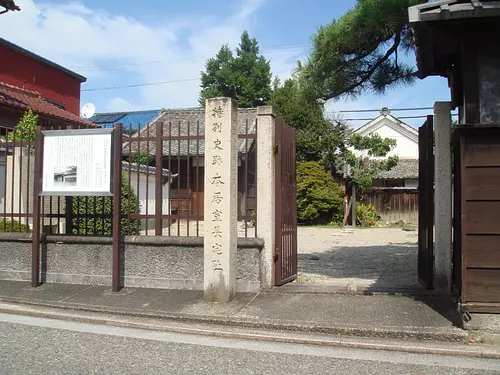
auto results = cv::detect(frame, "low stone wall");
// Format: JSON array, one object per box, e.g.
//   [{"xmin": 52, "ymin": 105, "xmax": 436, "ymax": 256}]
[{"xmin": 0, "ymin": 233, "xmax": 264, "ymax": 292}]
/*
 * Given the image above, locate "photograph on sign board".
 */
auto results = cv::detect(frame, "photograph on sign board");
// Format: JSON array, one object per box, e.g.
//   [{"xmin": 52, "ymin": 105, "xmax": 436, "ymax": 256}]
[{"xmin": 53, "ymin": 165, "xmax": 78, "ymax": 187}]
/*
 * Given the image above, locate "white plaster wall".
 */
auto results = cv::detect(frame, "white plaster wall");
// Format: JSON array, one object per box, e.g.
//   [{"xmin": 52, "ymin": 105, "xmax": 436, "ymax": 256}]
[
  {"xmin": 404, "ymin": 179, "xmax": 418, "ymax": 188},
  {"xmin": 131, "ymin": 172, "xmax": 170, "ymax": 215},
  {"xmin": 373, "ymin": 125, "xmax": 418, "ymax": 159},
  {"xmin": 353, "ymin": 122, "xmax": 418, "ymax": 159}
]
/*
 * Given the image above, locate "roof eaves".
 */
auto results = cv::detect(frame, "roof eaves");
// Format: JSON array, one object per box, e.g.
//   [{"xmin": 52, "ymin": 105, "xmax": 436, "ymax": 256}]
[
  {"xmin": 122, "ymin": 161, "xmax": 178, "ymax": 178},
  {"xmin": 409, "ymin": 0, "xmax": 500, "ymax": 23},
  {"xmin": 0, "ymin": 82, "xmax": 95, "ymax": 127},
  {"xmin": 355, "ymin": 113, "xmax": 418, "ymax": 142}
]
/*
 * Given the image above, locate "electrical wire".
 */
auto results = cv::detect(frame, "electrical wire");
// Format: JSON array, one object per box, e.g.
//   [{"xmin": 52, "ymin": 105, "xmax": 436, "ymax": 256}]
[
  {"xmin": 343, "ymin": 114, "xmax": 459, "ymax": 121},
  {"xmin": 81, "ymin": 78, "xmax": 200, "ymax": 92},
  {"xmin": 70, "ymin": 44, "xmax": 311, "ymax": 72},
  {"xmin": 332, "ymin": 107, "xmax": 434, "ymax": 113}
]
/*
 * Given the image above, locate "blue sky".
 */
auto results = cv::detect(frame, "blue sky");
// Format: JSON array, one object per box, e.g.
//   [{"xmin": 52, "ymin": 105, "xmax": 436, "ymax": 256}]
[{"xmin": 0, "ymin": 0, "xmax": 452, "ymax": 127}]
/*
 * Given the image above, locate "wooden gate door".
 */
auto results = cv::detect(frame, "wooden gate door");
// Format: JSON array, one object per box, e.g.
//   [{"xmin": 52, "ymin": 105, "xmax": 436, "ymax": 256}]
[
  {"xmin": 418, "ymin": 116, "xmax": 434, "ymax": 289},
  {"xmin": 456, "ymin": 127, "xmax": 500, "ymax": 310},
  {"xmin": 274, "ymin": 119, "xmax": 298, "ymax": 286}
]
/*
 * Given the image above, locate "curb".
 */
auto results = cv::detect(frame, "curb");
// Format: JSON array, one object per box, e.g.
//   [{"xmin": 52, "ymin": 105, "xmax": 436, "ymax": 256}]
[
  {"xmin": 0, "ymin": 296, "xmax": 469, "ymax": 343},
  {"xmin": 270, "ymin": 285, "xmax": 448, "ymax": 297},
  {"xmin": 0, "ymin": 302, "xmax": 498, "ymax": 359}
]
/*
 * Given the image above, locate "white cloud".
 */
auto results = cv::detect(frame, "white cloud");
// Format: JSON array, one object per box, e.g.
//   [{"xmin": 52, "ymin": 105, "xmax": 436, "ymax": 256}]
[
  {"xmin": 236, "ymin": 0, "xmax": 266, "ymax": 20},
  {"xmin": 106, "ymin": 97, "xmax": 141, "ymax": 113},
  {"xmin": 0, "ymin": 0, "xmax": 453, "ymax": 121},
  {"xmin": 0, "ymin": 0, "xmax": 301, "ymax": 112}
]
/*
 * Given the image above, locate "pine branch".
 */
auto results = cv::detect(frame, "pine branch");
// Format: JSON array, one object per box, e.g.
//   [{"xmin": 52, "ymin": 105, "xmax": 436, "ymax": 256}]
[{"xmin": 321, "ymin": 31, "xmax": 404, "ymax": 101}]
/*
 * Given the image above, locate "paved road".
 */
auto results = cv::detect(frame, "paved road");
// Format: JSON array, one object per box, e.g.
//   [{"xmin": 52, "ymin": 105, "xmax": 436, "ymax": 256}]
[{"xmin": 0, "ymin": 313, "xmax": 498, "ymax": 374}]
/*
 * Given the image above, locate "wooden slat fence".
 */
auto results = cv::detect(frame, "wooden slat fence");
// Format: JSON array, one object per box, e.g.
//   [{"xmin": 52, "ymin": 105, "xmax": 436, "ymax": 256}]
[{"xmin": 363, "ymin": 188, "xmax": 418, "ymax": 225}]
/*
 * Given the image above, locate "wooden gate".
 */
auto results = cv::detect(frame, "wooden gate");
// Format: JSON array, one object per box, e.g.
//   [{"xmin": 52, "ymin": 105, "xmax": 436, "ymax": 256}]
[
  {"xmin": 455, "ymin": 126, "xmax": 500, "ymax": 312},
  {"xmin": 418, "ymin": 116, "xmax": 434, "ymax": 289},
  {"xmin": 274, "ymin": 119, "xmax": 298, "ymax": 286}
]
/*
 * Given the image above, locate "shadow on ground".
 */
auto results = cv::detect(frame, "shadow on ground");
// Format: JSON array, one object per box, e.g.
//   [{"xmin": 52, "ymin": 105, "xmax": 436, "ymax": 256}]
[
  {"xmin": 298, "ymin": 242, "xmax": 418, "ymax": 288},
  {"xmin": 294, "ymin": 238, "xmax": 461, "ymax": 327}
]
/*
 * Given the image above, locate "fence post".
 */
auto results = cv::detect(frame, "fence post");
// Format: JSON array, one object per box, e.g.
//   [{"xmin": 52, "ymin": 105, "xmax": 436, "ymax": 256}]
[
  {"xmin": 155, "ymin": 121, "xmax": 163, "ymax": 236},
  {"xmin": 204, "ymin": 98, "xmax": 238, "ymax": 303},
  {"xmin": 112, "ymin": 124, "xmax": 123, "ymax": 292},
  {"xmin": 256, "ymin": 106, "xmax": 276, "ymax": 289},
  {"xmin": 434, "ymin": 102, "xmax": 452, "ymax": 293},
  {"xmin": 31, "ymin": 126, "xmax": 42, "ymax": 287}
]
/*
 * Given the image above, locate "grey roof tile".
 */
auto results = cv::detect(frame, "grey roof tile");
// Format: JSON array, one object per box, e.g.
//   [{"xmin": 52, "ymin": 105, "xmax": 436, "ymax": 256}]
[
  {"xmin": 124, "ymin": 107, "xmax": 256, "ymax": 157},
  {"xmin": 122, "ymin": 161, "xmax": 176, "ymax": 178},
  {"xmin": 376, "ymin": 158, "xmax": 419, "ymax": 179}
]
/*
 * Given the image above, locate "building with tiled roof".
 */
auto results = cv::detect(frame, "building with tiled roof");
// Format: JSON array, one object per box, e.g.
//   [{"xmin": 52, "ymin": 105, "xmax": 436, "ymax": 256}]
[
  {"xmin": 122, "ymin": 107, "xmax": 257, "ymax": 219},
  {"xmin": 126, "ymin": 107, "xmax": 256, "ymax": 156},
  {"xmin": 344, "ymin": 107, "xmax": 419, "ymax": 188},
  {"xmin": 90, "ymin": 109, "xmax": 163, "ymax": 132},
  {"xmin": 0, "ymin": 82, "xmax": 93, "ymax": 128},
  {"xmin": 0, "ymin": 37, "xmax": 89, "ymax": 128}
]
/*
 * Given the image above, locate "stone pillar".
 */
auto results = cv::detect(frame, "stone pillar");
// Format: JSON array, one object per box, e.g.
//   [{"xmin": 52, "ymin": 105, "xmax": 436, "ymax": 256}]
[
  {"xmin": 204, "ymin": 97, "xmax": 238, "ymax": 303},
  {"xmin": 434, "ymin": 101, "xmax": 453, "ymax": 293},
  {"xmin": 256, "ymin": 106, "xmax": 276, "ymax": 289}
]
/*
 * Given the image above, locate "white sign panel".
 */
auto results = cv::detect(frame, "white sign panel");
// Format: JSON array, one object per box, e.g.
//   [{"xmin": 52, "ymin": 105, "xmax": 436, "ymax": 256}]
[{"xmin": 40, "ymin": 129, "xmax": 114, "ymax": 196}]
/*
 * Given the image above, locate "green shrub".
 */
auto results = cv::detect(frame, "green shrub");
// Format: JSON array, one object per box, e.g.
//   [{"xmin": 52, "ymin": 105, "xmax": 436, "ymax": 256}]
[
  {"xmin": 0, "ymin": 218, "xmax": 31, "ymax": 233},
  {"xmin": 129, "ymin": 151, "xmax": 153, "ymax": 165},
  {"xmin": 355, "ymin": 203, "xmax": 380, "ymax": 227},
  {"xmin": 70, "ymin": 174, "xmax": 141, "ymax": 235},
  {"xmin": 297, "ymin": 161, "xmax": 345, "ymax": 225}
]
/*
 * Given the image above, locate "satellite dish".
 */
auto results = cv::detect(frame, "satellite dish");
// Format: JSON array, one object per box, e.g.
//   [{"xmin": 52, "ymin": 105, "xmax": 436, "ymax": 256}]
[{"xmin": 81, "ymin": 103, "xmax": 96, "ymax": 119}]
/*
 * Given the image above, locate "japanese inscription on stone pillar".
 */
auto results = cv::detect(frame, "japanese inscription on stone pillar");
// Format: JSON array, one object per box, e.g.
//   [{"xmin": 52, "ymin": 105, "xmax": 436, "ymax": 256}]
[{"xmin": 204, "ymin": 98, "xmax": 238, "ymax": 303}]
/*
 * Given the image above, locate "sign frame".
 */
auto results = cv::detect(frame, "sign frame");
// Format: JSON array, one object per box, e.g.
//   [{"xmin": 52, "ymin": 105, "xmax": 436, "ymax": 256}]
[{"xmin": 39, "ymin": 128, "xmax": 115, "ymax": 197}]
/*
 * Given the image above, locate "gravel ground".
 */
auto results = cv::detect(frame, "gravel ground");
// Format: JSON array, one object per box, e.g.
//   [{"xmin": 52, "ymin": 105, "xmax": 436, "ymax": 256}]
[
  {"xmin": 142, "ymin": 221, "xmax": 418, "ymax": 290},
  {"xmin": 297, "ymin": 227, "xmax": 419, "ymax": 289}
]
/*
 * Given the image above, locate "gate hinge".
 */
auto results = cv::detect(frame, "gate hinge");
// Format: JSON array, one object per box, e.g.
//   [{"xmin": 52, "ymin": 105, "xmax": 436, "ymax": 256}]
[
  {"xmin": 273, "ymin": 253, "xmax": 279, "ymax": 262},
  {"xmin": 273, "ymin": 144, "xmax": 279, "ymax": 155}
]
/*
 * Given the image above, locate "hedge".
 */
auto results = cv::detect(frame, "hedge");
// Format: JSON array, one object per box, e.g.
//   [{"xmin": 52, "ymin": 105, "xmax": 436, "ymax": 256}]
[{"xmin": 70, "ymin": 174, "xmax": 141, "ymax": 235}]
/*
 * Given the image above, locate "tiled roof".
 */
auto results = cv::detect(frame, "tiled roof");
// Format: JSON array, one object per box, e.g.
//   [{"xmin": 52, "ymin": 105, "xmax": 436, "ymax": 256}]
[
  {"xmin": 0, "ymin": 82, "xmax": 94, "ymax": 127},
  {"xmin": 122, "ymin": 161, "xmax": 177, "ymax": 178},
  {"xmin": 90, "ymin": 109, "xmax": 163, "ymax": 131},
  {"xmin": 124, "ymin": 107, "xmax": 257, "ymax": 156},
  {"xmin": 376, "ymin": 158, "xmax": 419, "ymax": 179},
  {"xmin": 409, "ymin": 0, "xmax": 500, "ymax": 23}
]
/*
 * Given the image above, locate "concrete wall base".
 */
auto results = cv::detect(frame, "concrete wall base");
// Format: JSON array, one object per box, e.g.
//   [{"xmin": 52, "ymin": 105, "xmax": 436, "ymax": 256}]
[{"xmin": 0, "ymin": 234, "xmax": 263, "ymax": 293}]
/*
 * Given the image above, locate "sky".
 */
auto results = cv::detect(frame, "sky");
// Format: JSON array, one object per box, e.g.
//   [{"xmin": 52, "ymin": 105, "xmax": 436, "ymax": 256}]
[{"xmin": 0, "ymin": 0, "xmax": 453, "ymax": 128}]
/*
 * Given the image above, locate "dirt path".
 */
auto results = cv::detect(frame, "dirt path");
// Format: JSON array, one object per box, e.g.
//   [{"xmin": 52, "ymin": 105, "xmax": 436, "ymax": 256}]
[{"xmin": 297, "ymin": 227, "xmax": 419, "ymax": 290}]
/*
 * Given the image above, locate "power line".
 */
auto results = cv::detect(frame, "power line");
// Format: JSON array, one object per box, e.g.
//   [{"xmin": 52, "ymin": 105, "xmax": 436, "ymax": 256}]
[
  {"xmin": 330, "ymin": 107, "xmax": 435, "ymax": 114},
  {"xmin": 81, "ymin": 78, "xmax": 200, "ymax": 92},
  {"xmin": 70, "ymin": 44, "xmax": 311, "ymax": 72},
  {"xmin": 343, "ymin": 114, "xmax": 459, "ymax": 121}
]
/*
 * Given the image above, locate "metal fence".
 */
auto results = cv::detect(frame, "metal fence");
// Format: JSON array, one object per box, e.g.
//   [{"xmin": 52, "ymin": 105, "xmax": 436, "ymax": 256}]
[
  {"xmin": 0, "ymin": 120, "xmax": 93, "ymax": 235},
  {"xmin": 0, "ymin": 117, "xmax": 257, "ymax": 238}
]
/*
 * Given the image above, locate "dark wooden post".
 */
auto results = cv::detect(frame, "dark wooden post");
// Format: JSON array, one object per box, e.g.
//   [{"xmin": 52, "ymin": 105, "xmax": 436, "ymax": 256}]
[
  {"xmin": 112, "ymin": 124, "xmax": 123, "ymax": 292},
  {"xmin": 155, "ymin": 121, "xmax": 163, "ymax": 236},
  {"xmin": 352, "ymin": 184, "xmax": 357, "ymax": 228},
  {"xmin": 31, "ymin": 126, "xmax": 42, "ymax": 287}
]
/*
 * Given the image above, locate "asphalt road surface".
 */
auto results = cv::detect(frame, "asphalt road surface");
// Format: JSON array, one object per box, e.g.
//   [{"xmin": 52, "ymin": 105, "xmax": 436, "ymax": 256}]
[{"xmin": 0, "ymin": 313, "xmax": 499, "ymax": 375}]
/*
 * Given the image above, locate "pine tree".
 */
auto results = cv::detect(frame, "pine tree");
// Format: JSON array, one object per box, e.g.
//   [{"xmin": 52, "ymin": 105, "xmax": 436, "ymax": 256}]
[
  {"xmin": 199, "ymin": 31, "xmax": 272, "ymax": 108},
  {"xmin": 301, "ymin": 0, "xmax": 427, "ymax": 102}
]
